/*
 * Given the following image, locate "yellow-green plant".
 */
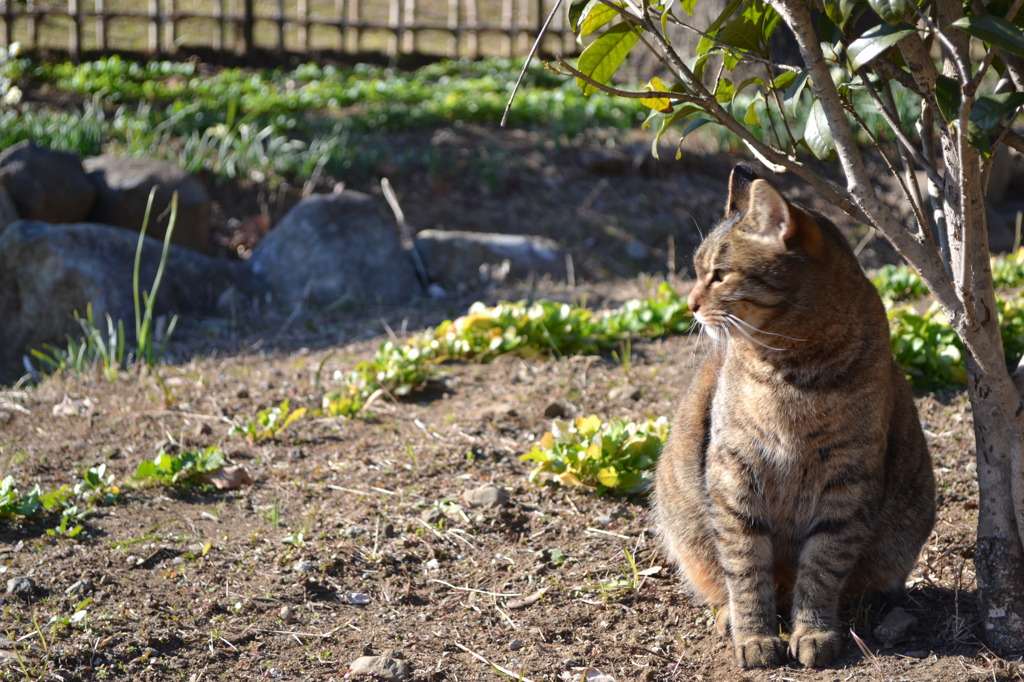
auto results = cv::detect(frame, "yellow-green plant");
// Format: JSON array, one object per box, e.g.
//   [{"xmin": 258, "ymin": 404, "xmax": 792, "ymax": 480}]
[
  {"xmin": 520, "ymin": 414, "xmax": 669, "ymax": 496},
  {"xmin": 230, "ymin": 400, "xmax": 307, "ymax": 440}
]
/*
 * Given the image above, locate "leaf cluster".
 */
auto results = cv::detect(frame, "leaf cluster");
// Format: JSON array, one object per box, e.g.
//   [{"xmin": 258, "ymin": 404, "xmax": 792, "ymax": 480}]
[
  {"xmin": 132, "ymin": 446, "xmax": 227, "ymax": 489},
  {"xmin": 520, "ymin": 414, "xmax": 670, "ymax": 496},
  {"xmin": 0, "ymin": 56, "xmax": 643, "ymax": 183},
  {"xmin": 229, "ymin": 400, "xmax": 307, "ymax": 441},
  {"xmin": 323, "ymin": 284, "xmax": 693, "ymax": 418}
]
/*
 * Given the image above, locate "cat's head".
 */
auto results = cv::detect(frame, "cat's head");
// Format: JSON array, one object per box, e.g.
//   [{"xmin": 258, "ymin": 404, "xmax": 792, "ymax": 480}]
[{"xmin": 687, "ymin": 165, "xmax": 830, "ymax": 348}]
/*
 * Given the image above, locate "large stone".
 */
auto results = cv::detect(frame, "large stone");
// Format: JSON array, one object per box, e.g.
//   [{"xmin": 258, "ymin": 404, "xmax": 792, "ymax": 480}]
[
  {"xmin": 0, "ymin": 141, "xmax": 95, "ymax": 223},
  {"xmin": 414, "ymin": 229, "xmax": 567, "ymax": 291},
  {"xmin": 83, "ymin": 155, "xmax": 211, "ymax": 253},
  {"xmin": 246, "ymin": 191, "xmax": 422, "ymax": 308},
  {"xmin": 0, "ymin": 220, "xmax": 246, "ymax": 381},
  {"xmin": 0, "ymin": 186, "xmax": 17, "ymax": 234}
]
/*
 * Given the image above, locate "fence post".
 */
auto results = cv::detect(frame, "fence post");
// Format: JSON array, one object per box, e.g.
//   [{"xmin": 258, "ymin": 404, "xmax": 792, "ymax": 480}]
[
  {"xmin": 149, "ymin": 0, "xmax": 163, "ymax": 55},
  {"xmin": 275, "ymin": 0, "xmax": 284, "ymax": 53},
  {"xmin": 69, "ymin": 0, "xmax": 82, "ymax": 59},
  {"xmin": 241, "ymin": 0, "xmax": 254, "ymax": 56},
  {"xmin": 298, "ymin": 0, "xmax": 309, "ymax": 52},
  {"xmin": 95, "ymin": 0, "xmax": 107, "ymax": 50},
  {"xmin": 2, "ymin": 0, "xmax": 13, "ymax": 50},
  {"xmin": 215, "ymin": 0, "xmax": 225, "ymax": 50}
]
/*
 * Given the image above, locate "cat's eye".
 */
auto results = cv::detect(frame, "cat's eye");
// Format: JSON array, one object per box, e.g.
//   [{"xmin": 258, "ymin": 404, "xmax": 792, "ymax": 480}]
[{"xmin": 709, "ymin": 268, "xmax": 725, "ymax": 284}]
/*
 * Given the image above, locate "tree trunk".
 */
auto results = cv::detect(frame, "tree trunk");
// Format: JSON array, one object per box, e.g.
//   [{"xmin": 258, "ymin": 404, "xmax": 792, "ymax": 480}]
[{"xmin": 966, "ymin": 354, "xmax": 1024, "ymax": 652}]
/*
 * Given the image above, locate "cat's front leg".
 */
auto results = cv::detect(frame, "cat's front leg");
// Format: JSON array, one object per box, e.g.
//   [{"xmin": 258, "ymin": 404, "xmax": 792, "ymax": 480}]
[
  {"xmin": 789, "ymin": 509, "xmax": 871, "ymax": 667},
  {"xmin": 707, "ymin": 454, "xmax": 783, "ymax": 668}
]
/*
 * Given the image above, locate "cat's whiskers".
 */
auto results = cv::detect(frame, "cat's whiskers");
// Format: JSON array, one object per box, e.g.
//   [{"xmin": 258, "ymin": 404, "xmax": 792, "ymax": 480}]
[
  {"xmin": 726, "ymin": 314, "xmax": 807, "ymax": 343},
  {"xmin": 723, "ymin": 317, "xmax": 789, "ymax": 352}
]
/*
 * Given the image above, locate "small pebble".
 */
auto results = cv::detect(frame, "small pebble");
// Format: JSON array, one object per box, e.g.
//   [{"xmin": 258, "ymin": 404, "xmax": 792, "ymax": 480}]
[
  {"xmin": 608, "ymin": 384, "xmax": 642, "ymax": 402},
  {"xmin": 462, "ymin": 483, "xmax": 510, "ymax": 509},
  {"xmin": 6, "ymin": 576, "xmax": 34, "ymax": 599},
  {"xmin": 279, "ymin": 605, "xmax": 295, "ymax": 622},
  {"xmin": 873, "ymin": 607, "xmax": 918, "ymax": 647},
  {"xmin": 65, "ymin": 579, "xmax": 94, "ymax": 597},
  {"xmin": 345, "ymin": 525, "xmax": 366, "ymax": 538},
  {"xmin": 292, "ymin": 560, "xmax": 316, "ymax": 574},
  {"xmin": 349, "ymin": 654, "xmax": 411, "ymax": 681},
  {"xmin": 345, "ymin": 591, "xmax": 371, "ymax": 605},
  {"xmin": 508, "ymin": 639, "xmax": 523, "ymax": 651}
]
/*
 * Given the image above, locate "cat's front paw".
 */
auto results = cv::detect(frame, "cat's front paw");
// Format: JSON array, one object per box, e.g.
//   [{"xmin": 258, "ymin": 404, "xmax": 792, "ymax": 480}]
[
  {"xmin": 789, "ymin": 628, "xmax": 843, "ymax": 668},
  {"xmin": 733, "ymin": 634, "xmax": 785, "ymax": 668}
]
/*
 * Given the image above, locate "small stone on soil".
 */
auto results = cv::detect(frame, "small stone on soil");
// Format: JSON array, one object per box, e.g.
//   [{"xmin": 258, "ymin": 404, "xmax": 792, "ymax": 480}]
[
  {"xmin": 873, "ymin": 607, "xmax": 918, "ymax": 647},
  {"xmin": 6, "ymin": 576, "xmax": 34, "ymax": 599},
  {"xmin": 349, "ymin": 654, "xmax": 411, "ymax": 681},
  {"xmin": 508, "ymin": 639, "xmax": 523, "ymax": 651},
  {"xmin": 65, "ymin": 579, "xmax": 94, "ymax": 597},
  {"xmin": 279, "ymin": 605, "xmax": 295, "ymax": 622},
  {"xmin": 608, "ymin": 384, "xmax": 642, "ymax": 402},
  {"xmin": 292, "ymin": 560, "xmax": 316, "ymax": 574},
  {"xmin": 463, "ymin": 483, "xmax": 509, "ymax": 508}
]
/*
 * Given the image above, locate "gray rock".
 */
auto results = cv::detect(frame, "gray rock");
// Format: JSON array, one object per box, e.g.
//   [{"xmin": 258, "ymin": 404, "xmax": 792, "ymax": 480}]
[
  {"xmin": 349, "ymin": 654, "xmax": 411, "ymax": 681},
  {"xmin": 414, "ymin": 229, "xmax": 567, "ymax": 290},
  {"xmin": 463, "ymin": 483, "xmax": 510, "ymax": 509},
  {"xmin": 83, "ymin": 155, "xmax": 211, "ymax": 253},
  {"xmin": 6, "ymin": 576, "xmax": 34, "ymax": 599},
  {"xmin": 0, "ymin": 185, "xmax": 17, "ymax": 234},
  {"xmin": 0, "ymin": 220, "xmax": 249, "ymax": 381},
  {"xmin": 246, "ymin": 191, "xmax": 422, "ymax": 308},
  {"xmin": 873, "ymin": 607, "xmax": 918, "ymax": 647},
  {"xmin": 0, "ymin": 141, "xmax": 95, "ymax": 223}
]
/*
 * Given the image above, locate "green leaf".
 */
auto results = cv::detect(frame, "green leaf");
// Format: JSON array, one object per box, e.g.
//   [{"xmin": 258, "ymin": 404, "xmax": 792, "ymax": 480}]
[
  {"xmin": 580, "ymin": 3, "xmax": 620, "ymax": 38},
  {"xmin": 824, "ymin": 0, "xmax": 860, "ymax": 30},
  {"xmin": 951, "ymin": 15, "xmax": 1024, "ymax": 57},
  {"xmin": 783, "ymin": 69, "xmax": 810, "ymax": 117},
  {"xmin": 935, "ymin": 75, "xmax": 961, "ymax": 123},
  {"xmin": 868, "ymin": 0, "xmax": 907, "ymax": 23},
  {"xmin": 568, "ymin": 0, "xmax": 594, "ymax": 32},
  {"xmin": 715, "ymin": 77, "xmax": 736, "ymax": 103},
  {"xmin": 968, "ymin": 92, "xmax": 1024, "ymax": 151},
  {"xmin": 804, "ymin": 99, "xmax": 836, "ymax": 160},
  {"xmin": 575, "ymin": 23, "xmax": 641, "ymax": 95},
  {"xmin": 846, "ymin": 23, "xmax": 917, "ymax": 70},
  {"xmin": 716, "ymin": 0, "xmax": 783, "ymax": 70}
]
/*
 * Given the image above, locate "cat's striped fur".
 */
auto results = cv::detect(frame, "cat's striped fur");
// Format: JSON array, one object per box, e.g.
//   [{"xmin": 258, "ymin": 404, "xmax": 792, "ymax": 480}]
[{"xmin": 653, "ymin": 165, "xmax": 935, "ymax": 668}]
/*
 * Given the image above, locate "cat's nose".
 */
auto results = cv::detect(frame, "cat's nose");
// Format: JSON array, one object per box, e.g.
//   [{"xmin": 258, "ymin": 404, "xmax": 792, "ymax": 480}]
[{"xmin": 687, "ymin": 293, "xmax": 700, "ymax": 313}]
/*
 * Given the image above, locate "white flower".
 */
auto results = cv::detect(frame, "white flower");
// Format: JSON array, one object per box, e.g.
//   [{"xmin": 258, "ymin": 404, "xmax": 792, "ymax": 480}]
[
  {"xmin": 8, "ymin": 42, "xmax": 21, "ymax": 58},
  {"xmin": 2, "ymin": 86, "xmax": 22, "ymax": 106}
]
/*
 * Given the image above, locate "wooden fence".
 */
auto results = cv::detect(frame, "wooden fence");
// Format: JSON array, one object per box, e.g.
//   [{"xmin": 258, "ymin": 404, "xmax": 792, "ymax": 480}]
[{"xmin": 0, "ymin": 0, "xmax": 578, "ymax": 60}]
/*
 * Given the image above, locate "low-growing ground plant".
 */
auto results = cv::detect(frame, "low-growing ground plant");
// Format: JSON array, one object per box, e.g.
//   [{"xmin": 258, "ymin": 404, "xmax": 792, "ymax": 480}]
[
  {"xmin": 324, "ymin": 284, "xmax": 692, "ymax": 418},
  {"xmin": 0, "ymin": 464, "xmax": 118, "ymax": 537},
  {"xmin": 520, "ymin": 414, "xmax": 669, "ymax": 496},
  {"xmin": 132, "ymin": 446, "xmax": 227, "ymax": 489},
  {"xmin": 230, "ymin": 400, "xmax": 308, "ymax": 441}
]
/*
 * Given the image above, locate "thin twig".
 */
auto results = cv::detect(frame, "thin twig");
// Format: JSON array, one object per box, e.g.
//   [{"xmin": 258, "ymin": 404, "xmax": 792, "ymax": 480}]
[
  {"xmin": 380, "ymin": 177, "xmax": 429, "ymax": 287},
  {"xmin": 429, "ymin": 579, "xmax": 522, "ymax": 598},
  {"xmin": 453, "ymin": 641, "xmax": 536, "ymax": 682},
  {"xmin": 501, "ymin": 0, "xmax": 564, "ymax": 127}
]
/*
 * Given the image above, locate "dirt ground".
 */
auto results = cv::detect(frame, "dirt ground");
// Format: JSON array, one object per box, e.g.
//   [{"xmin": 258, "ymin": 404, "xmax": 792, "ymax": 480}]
[{"xmin": 0, "ymin": 123, "xmax": 1019, "ymax": 681}]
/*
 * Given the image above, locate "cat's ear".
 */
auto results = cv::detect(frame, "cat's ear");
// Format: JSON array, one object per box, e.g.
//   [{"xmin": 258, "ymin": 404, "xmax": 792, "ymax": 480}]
[
  {"xmin": 748, "ymin": 179, "xmax": 797, "ymax": 244},
  {"xmin": 725, "ymin": 164, "xmax": 759, "ymax": 216}
]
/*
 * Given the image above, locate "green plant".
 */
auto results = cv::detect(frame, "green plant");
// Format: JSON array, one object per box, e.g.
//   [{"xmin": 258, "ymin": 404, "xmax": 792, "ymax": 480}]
[
  {"xmin": 229, "ymin": 399, "xmax": 308, "ymax": 440},
  {"xmin": 520, "ymin": 414, "xmax": 669, "ymax": 496},
  {"xmin": 133, "ymin": 189, "xmax": 179, "ymax": 366},
  {"xmin": 324, "ymin": 284, "xmax": 693, "ymax": 418},
  {"xmin": 132, "ymin": 446, "xmax": 227, "ymax": 489},
  {"xmin": 28, "ymin": 189, "xmax": 179, "ymax": 380}
]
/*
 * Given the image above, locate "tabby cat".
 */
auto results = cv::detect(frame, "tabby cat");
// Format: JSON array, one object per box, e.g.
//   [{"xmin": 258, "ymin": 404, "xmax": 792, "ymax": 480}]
[{"xmin": 653, "ymin": 165, "xmax": 935, "ymax": 669}]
